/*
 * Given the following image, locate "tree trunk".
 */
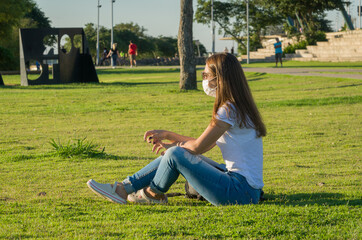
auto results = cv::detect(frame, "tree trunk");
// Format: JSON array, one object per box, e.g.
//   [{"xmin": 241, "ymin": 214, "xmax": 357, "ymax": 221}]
[{"xmin": 178, "ymin": 0, "xmax": 197, "ymax": 90}]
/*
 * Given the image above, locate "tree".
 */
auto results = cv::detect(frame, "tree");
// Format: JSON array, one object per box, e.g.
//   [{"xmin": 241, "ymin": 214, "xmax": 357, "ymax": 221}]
[
  {"xmin": 113, "ymin": 22, "xmax": 147, "ymax": 37},
  {"xmin": 178, "ymin": 0, "xmax": 197, "ymax": 90},
  {"xmin": 195, "ymin": 0, "xmax": 282, "ymax": 54},
  {"xmin": 0, "ymin": 0, "xmax": 30, "ymax": 40},
  {"xmin": 152, "ymin": 36, "xmax": 178, "ymax": 58},
  {"xmin": 260, "ymin": 0, "xmax": 342, "ymax": 43},
  {"xmin": 21, "ymin": 1, "xmax": 51, "ymax": 28},
  {"xmin": 81, "ymin": 20, "xmax": 205, "ymax": 64},
  {"xmin": 0, "ymin": 0, "xmax": 51, "ymax": 70}
]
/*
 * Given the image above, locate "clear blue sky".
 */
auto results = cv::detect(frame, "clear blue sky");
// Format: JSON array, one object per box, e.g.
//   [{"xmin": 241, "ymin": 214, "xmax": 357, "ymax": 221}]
[{"xmin": 34, "ymin": 0, "xmax": 362, "ymax": 53}]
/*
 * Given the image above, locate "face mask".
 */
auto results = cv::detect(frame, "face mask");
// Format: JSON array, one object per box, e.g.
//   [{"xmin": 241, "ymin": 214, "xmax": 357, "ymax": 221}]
[{"xmin": 202, "ymin": 78, "xmax": 217, "ymax": 97}]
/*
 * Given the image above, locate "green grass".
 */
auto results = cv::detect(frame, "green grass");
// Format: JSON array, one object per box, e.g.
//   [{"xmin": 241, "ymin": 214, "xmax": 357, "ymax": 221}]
[
  {"xmin": 0, "ymin": 66, "xmax": 361, "ymax": 239},
  {"xmin": 49, "ymin": 137, "xmax": 106, "ymax": 158}
]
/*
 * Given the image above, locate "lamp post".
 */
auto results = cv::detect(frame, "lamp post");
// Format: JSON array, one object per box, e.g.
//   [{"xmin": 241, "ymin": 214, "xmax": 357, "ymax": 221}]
[
  {"xmin": 358, "ymin": 0, "xmax": 361, "ymax": 30},
  {"xmin": 96, "ymin": 0, "xmax": 101, "ymax": 66},
  {"xmin": 246, "ymin": 0, "xmax": 250, "ymax": 64},
  {"xmin": 111, "ymin": 0, "xmax": 115, "ymax": 66},
  {"xmin": 195, "ymin": 40, "xmax": 201, "ymax": 57},
  {"xmin": 211, "ymin": 0, "xmax": 215, "ymax": 54}
]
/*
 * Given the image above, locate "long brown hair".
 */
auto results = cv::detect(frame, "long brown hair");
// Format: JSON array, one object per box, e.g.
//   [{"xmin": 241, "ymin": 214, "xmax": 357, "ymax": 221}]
[{"xmin": 206, "ymin": 53, "xmax": 266, "ymax": 137}]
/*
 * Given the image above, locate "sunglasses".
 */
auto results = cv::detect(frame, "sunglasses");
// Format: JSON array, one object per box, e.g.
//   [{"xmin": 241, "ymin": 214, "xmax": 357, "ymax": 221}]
[{"xmin": 201, "ymin": 71, "xmax": 215, "ymax": 80}]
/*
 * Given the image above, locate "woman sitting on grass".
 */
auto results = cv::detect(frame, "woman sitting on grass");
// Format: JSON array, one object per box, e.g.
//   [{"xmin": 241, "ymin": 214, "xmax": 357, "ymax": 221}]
[{"xmin": 87, "ymin": 53, "xmax": 266, "ymax": 206}]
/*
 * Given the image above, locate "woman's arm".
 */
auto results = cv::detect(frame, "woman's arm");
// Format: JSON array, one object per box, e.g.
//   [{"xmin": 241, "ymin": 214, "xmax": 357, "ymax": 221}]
[
  {"xmin": 144, "ymin": 119, "xmax": 230, "ymax": 155},
  {"xmin": 144, "ymin": 130, "xmax": 194, "ymax": 144},
  {"xmin": 178, "ymin": 119, "xmax": 231, "ymax": 155}
]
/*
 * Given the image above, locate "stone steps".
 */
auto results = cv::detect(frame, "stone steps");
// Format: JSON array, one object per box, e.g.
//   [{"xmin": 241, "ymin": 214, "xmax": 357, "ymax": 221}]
[
  {"xmin": 288, "ymin": 56, "xmax": 362, "ymax": 62},
  {"xmin": 307, "ymin": 46, "xmax": 362, "ymax": 53},
  {"xmin": 290, "ymin": 30, "xmax": 362, "ymax": 62},
  {"xmin": 240, "ymin": 30, "xmax": 362, "ymax": 62}
]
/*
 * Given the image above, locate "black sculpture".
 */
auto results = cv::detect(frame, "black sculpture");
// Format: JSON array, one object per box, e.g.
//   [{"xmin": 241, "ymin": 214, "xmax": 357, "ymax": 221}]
[
  {"xmin": 19, "ymin": 28, "xmax": 98, "ymax": 86},
  {"xmin": 0, "ymin": 73, "xmax": 4, "ymax": 86}
]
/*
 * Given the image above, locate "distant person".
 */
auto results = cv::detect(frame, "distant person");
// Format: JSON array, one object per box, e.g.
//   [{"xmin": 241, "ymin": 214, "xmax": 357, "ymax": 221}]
[
  {"xmin": 120, "ymin": 51, "xmax": 125, "ymax": 59},
  {"xmin": 274, "ymin": 38, "xmax": 283, "ymax": 67},
  {"xmin": 35, "ymin": 61, "xmax": 40, "ymax": 71},
  {"xmin": 224, "ymin": 47, "xmax": 229, "ymax": 53},
  {"xmin": 100, "ymin": 48, "xmax": 108, "ymax": 66},
  {"xmin": 87, "ymin": 53, "xmax": 266, "ymax": 206},
  {"xmin": 107, "ymin": 43, "xmax": 120, "ymax": 68},
  {"xmin": 231, "ymin": 46, "xmax": 234, "ymax": 55},
  {"xmin": 128, "ymin": 40, "xmax": 138, "ymax": 68}
]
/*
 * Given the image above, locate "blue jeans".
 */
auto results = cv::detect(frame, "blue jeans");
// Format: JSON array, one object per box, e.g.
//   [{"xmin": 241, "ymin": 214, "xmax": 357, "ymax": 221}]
[
  {"xmin": 112, "ymin": 55, "xmax": 117, "ymax": 66},
  {"xmin": 122, "ymin": 146, "xmax": 261, "ymax": 206}
]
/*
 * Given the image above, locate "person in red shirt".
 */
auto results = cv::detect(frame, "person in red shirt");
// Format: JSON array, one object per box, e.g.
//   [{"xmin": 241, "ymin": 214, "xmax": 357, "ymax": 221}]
[{"xmin": 128, "ymin": 40, "xmax": 138, "ymax": 68}]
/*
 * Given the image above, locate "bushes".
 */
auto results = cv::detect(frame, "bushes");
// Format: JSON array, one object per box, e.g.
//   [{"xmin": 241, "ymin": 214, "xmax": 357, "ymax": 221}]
[
  {"xmin": 305, "ymin": 30, "xmax": 327, "ymax": 45},
  {"xmin": 283, "ymin": 30, "xmax": 326, "ymax": 55},
  {"xmin": 283, "ymin": 40, "xmax": 308, "ymax": 54},
  {"xmin": 0, "ymin": 45, "xmax": 17, "ymax": 71}
]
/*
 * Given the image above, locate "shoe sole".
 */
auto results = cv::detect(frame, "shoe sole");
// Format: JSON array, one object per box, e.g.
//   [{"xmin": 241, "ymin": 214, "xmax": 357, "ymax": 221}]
[{"xmin": 87, "ymin": 180, "xmax": 126, "ymax": 204}]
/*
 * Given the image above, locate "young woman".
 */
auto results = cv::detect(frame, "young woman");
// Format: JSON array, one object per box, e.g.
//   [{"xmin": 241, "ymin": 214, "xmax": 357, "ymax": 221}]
[
  {"xmin": 87, "ymin": 53, "xmax": 266, "ymax": 206},
  {"xmin": 106, "ymin": 43, "xmax": 120, "ymax": 68}
]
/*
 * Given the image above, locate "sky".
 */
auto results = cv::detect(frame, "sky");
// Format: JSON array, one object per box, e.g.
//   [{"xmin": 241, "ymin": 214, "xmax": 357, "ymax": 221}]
[
  {"xmin": 34, "ymin": 0, "xmax": 233, "ymax": 53},
  {"xmin": 34, "ymin": 0, "xmax": 362, "ymax": 53}
]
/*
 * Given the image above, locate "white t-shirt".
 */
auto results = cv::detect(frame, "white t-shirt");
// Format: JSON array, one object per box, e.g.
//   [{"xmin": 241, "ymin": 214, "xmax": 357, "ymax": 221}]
[{"xmin": 215, "ymin": 103, "xmax": 264, "ymax": 189}]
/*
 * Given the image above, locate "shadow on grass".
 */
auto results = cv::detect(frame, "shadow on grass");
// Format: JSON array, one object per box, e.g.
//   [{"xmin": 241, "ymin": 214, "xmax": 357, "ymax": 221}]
[
  {"xmin": 88, "ymin": 153, "xmax": 156, "ymax": 161},
  {"xmin": 0, "ymin": 80, "xmax": 179, "ymax": 89},
  {"xmin": 260, "ymin": 95, "xmax": 361, "ymax": 107},
  {"xmin": 247, "ymin": 72, "xmax": 267, "ymax": 81},
  {"xmin": 2, "ymin": 153, "xmax": 155, "ymax": 162},
  {"xmin": 306, "ymin": 83, "xmax": 362, "ymax": 91},
  {"xmin": 0, "ymin": 83, "xmax": 104, "ymax": 90},
  {"xmin": 164, "ymin": 192, "xmax": 362, "ymax": 207},
  {"xmin": 96, "ymin": 68, "xmax": 180, "ymax": 75},
  {"xmin": 262, "ymin": 192, "xmax": 361, "ymax": 206},
  {"xmin": 99, "ymin": 81, "xmax": 178, "ymax": 86}
]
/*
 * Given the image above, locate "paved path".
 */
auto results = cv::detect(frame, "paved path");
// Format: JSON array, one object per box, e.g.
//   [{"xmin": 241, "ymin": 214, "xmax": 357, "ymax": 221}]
[
  {"xmin": 243, "ymin": 67, "xmax": 362, "ymax": 80},
  {"xmin": 95, "ymin": 65, "xmax": 362, "ymax": 80}
]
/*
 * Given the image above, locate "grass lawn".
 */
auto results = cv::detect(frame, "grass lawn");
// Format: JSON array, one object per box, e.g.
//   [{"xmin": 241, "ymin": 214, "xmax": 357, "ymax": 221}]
[{"xmin": 0, "ymin": 66, "xmax": 361, "ymax": 239}]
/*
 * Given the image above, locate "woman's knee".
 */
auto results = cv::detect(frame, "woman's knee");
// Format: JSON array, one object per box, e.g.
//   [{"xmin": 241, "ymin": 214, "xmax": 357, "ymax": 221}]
[
  {"xmin": 162, "ymin": 146, "xmax": 187, "ymax": 166},
  {"xmin": 164, "ymin": 146, "xmax": 184, "ymax": 157}
]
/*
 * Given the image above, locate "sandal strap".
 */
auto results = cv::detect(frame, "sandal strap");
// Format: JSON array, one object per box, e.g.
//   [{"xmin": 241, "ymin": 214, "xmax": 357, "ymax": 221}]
[
  {"xmin": 140, "ymin": 188, "xmax": 167, "ymax": 203},
  {"xmin": 112, "ymin": 181, "xmax": 119, "ymax": 193},
  {"xmin": 140, "ymin": 188, "xmax": 152, "ymax": 202}
]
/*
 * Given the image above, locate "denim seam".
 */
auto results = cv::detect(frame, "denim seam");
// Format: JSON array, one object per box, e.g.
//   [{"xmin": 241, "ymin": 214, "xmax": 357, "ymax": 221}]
[
  {"xmin": 136, "ymin": 165, "xmax": 159, "ymax": 180},
  {"xmin": 150, "ymin": 161, "xmax": 175, "ymax": 194}
]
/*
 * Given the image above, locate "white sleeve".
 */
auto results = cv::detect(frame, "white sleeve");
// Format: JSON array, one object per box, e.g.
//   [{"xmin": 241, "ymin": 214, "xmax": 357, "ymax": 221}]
[{"xmin": 216, "ymin": 105, "xmax": 236, "ymax": 127}]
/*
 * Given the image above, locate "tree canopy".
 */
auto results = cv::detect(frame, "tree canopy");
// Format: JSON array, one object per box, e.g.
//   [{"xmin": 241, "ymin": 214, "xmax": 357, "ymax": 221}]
[
  {"xmin": 81, "ymin": 22, "xmax": 206, "ymax": 60},
  {"xmin": 0, "ymin": 0, "xmax": 51, "ymax": 70},
  {"xmin": 195, "ymin": 0, "xmax": 282, "ymax": 54},
  {"xmin": 195, "ymin": 0, "xmax": 343, "ymax": 54}
]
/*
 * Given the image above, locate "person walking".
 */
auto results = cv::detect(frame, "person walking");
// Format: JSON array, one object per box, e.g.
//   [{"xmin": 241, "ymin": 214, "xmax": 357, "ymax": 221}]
[
  {"xmin": 100, "ymin": 48, "xmax": 108, "ymax": 66},
  {"xmin": 128, "ymin": 40, "xmax": 137, "ymax": 68},
  {"xmin": 107, "ymin": 43, "xmax": 120, "ymax": 68},
  {"xmin": 274, "ymin": 38, "xmax": 283, "ymax": 67},
  {"xmin": 87, "ymin": 53, "xmax": 266, "ymax": 206}
]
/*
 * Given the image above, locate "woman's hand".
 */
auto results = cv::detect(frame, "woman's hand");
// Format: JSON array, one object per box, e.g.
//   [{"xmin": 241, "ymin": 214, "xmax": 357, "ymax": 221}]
[
  {"xmin": 151, "ymin": 141, "xmax": 175, "ymax": 155},
  {"xmin": 144, "ymin": 130, "xmax": 168, "ymax": 145}
]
